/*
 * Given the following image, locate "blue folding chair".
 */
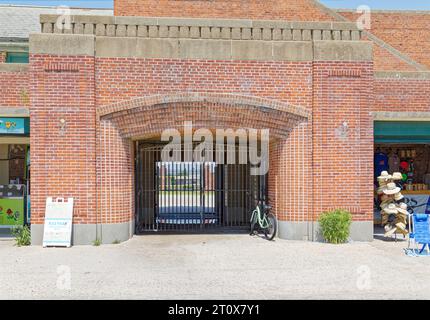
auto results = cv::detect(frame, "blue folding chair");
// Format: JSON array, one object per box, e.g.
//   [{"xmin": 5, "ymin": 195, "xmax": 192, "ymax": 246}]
[{"xmin": 408, "ymin": 214, "xmax": 430, "ymax": 255}]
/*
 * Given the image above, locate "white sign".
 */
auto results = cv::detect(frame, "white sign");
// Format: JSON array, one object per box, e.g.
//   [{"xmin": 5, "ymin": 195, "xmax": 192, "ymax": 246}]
[{"xmin": 43, "ymin": 197, "xmax": 73, "ymax": 248}]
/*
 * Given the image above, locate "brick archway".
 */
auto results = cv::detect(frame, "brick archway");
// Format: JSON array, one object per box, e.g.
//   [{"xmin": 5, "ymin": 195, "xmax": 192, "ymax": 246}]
[
  {"xmin": 96, "ymin": 92, "xmax": 312, "ymax": 239},
  {"xmin": 98, "ymin": 92, "xmax": 310, "ymax": 139}
]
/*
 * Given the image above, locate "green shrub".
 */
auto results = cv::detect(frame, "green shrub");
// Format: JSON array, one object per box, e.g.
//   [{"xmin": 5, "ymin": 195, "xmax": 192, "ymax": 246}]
[
  {"xmin": 318, "ymin": 209, "xmax": 352, "ymax": 244},
  {"xmin": 93, "ymin": 238, "xmax": 101, "ymax": 246},
  {"xmin": 11, "ymin": 225, "xmax": 31, "ymax": 246}
]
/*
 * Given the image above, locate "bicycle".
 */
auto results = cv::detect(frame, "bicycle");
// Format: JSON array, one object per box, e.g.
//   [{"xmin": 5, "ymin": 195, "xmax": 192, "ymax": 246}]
[{"xmin": 250, "ymin": 200, "xmax": 277, "ymax": 241}]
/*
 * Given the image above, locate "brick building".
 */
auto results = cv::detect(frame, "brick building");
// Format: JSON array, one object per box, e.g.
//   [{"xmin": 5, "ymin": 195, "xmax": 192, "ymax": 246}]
[{"xmin": 0, "ymin": 1, "xmax": 429, "ymax": 245}]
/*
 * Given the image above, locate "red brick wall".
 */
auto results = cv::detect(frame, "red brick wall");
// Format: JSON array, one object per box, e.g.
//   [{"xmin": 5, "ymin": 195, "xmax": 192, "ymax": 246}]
[
  {"xmin": 339, "ymin": 11, "xmax": 430, "ymax": 70},
  {"xmin": 95, "ymin": 59, "xmax": 313, "ymax": 107},
  {"xmin": 0, "ymin": 69, "xmax": 30, "ymax": 107},
  {"xmin": 29, "ymin": 54, "xmax": 97, "ymax": 225},
  {"xmin": 96, "ymin": 58, "xmax": 313, "ymax": 224},
  {"xmin": 374, "ymin": 78, "xmax": 430, "ymax": 112},
  {"xmin": 371, "ymin": 42, "xmax": 417, "ymax": 71},
  {"xmin": 97, "ymin": 120, "xmax": 134, "ymax": 224},
  {"xmin": 114, "ymin": 0, "xmax": 335, "ymax": 21},
  {"xmin": 28, "ymin": 52, "xmax": 376, "ymax": 230},
  {"xmin": 312, "ymin": 61, "xmax": 374, "ymax": 221},
  {"xmin": 269, "ymin": 123, "xmax": 313, "ymax": 223}
]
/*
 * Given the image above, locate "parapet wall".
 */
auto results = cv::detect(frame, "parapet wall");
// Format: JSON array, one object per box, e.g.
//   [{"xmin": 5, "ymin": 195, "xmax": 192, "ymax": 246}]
[{"xmin": 39, "ymin": 15, "xmax": 362, "ymax": 42}]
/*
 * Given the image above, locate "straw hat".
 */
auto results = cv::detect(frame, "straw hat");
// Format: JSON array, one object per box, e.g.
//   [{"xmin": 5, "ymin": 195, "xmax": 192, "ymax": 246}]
[
  {"xmin": 392, "ymin": 172, "xmax": 403, "ymax": 181},
  {"xmin": 397, "ymin": 202, "xmax": 409, "ymax": 215},
  {"xmin": 383, "ymin": 203, "xmax": 398, "ymax": 214},
  {"xmin": 394, "ymin": 192, "xmax": 404, "ymax": 201},
  {"xmin": 378, "ymin": 171, "xmax": 392, "ymax": 181},
  {"xmin": 383, "ymin": 182, "xmax": 401, "ymax": 195},
  {"xmin": 380, "ymin": 200, "xmax": 392, "ymax": 209},
  {"xmin": 395, "ymin": 223, "xmax": 408, "ymax": 235},
  {"xmin": 379, "ymin": 182, "xmax": 388, "ymax": 188},
  {"xmin": 384, "ymin": 224, "xmax": 394, "ymax": 232},
  {"xmin": 381, "ymin": 194, "xmax": 390, "ymax": 201},
  {"xmin": 376, "ymin": 186, "xmax": 386, "ymax": 195},
  {"xmin": 385, "ymin": 225, "xmax": 397, "ymax": 237}
]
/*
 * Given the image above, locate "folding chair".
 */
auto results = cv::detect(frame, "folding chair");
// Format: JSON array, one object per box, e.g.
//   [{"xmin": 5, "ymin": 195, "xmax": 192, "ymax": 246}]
[{"xmin": 408, "ymin": 214, "xmax": 430, "ymax": 255}]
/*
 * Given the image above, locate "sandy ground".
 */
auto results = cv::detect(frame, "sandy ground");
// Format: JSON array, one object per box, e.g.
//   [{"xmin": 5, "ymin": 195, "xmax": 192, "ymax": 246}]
[{"xmin": 0, "ymin": 234, "xmax": 429, "ymax": 300}]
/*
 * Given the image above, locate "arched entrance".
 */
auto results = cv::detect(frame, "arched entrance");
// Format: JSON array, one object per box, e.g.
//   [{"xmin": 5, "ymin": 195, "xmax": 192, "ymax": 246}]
[{"xmin": 97, "ymin": 93, "xmax": 311, "ymax": 235}]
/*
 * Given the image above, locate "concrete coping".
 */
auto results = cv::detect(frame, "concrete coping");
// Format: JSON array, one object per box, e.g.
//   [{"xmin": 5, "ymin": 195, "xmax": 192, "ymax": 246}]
[
  {"xmin": 29, "ymin": 33, "xmax": 372, "ymax": 63},
  {"xmin": 372, "ymin": 112, "xmax": 430, "ymax": 121},
  {"xmin": 0, "ymin": 107, "xmax": 30, "ymax": 117},
  {"xmin": 0, "ymin": 63, "xmax": 28, "ymax": 72},
  {"xmin": 39, "ymin": 14, "xmax": 362, "ymax": 41},
  {"xmin": 335, "ymin": 8, "xmax": 430, "ymax": 14},
  {"xmin": 375, "ymin": 71, "xmax": 430, "ymax": 80},
  {"xmin": 0, "ymin": 42, "xmax": 29, "ymax": 52}
]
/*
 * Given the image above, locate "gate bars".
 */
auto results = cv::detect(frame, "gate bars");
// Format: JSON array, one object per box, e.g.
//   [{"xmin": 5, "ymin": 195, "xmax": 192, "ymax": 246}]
[{"xmin": 135, "ymin": 142, "xmax": 267, "ymax": 233}]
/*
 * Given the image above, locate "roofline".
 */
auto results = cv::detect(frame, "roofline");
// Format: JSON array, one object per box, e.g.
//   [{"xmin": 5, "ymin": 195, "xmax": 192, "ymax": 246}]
[
  {"xmin": 335, "ymin": 8, "xmax": 430, "ymax": 14},
  {"xmin": 0, "ymin": 4, "xmax": 113, "ymax": 10}
]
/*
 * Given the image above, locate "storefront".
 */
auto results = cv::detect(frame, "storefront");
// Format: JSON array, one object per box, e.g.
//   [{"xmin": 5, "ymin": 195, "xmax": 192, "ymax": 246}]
[
  {"xmin": 0, "ymin": 116, "xmax": 30, "ymax": 230},
  {"xmin": 374, "ymin": 121, "xmax": 430, "ymax": 227}
]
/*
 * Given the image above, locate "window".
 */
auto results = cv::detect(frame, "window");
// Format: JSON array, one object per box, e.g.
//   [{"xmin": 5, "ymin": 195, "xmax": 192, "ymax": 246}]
[{"xmin": 6, "ymin": 52, "xmax": 29, "ymax": 63}]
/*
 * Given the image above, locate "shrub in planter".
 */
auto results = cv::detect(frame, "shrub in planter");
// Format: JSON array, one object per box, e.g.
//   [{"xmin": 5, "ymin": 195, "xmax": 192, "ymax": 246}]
[
  {"xmin": 11, "ymin": 225, "xmax": 31, "ymax": 246},
  {"xmin": 318, "ymin": 209, "xmax": 352, "ymax": 244}
]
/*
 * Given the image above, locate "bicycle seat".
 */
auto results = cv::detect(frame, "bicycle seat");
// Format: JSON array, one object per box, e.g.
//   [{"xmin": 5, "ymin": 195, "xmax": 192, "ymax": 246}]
[{"xmin": 264, "ymin": 205, "xmax": 272, "ymax": 211}]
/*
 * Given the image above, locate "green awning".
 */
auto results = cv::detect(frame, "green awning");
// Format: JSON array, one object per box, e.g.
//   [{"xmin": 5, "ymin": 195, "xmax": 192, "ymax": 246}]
[
  {"xmin": 6, "ymin": 52, "xmax": 29, "ymax": 64},
  {"xmin": 374, "ymin": 121, "xmax": 430, "ymax": 144}
]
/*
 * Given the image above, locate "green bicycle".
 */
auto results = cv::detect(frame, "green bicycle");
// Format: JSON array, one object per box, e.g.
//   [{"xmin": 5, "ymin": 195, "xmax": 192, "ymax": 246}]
[{"xmin": 250, "ymin": 200, "xmax": 277, "ymax": 241}]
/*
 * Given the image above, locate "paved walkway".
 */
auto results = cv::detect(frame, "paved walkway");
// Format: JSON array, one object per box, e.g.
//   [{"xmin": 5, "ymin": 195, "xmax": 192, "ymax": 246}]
[{"xmin": 0, "ymin": 234, "xmax": 429, "ymax": 299}]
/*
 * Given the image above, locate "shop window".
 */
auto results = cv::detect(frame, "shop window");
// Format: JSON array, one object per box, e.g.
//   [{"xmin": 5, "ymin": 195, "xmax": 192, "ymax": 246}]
[{"xmin": 6, "ymin": 52, "xmax": 29, "ymax": 64}]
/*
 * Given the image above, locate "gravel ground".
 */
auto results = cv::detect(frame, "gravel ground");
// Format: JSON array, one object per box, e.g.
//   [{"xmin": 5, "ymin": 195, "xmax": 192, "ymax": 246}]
[{"xmin": 0, "ymin": 234, "xmax": 429, "ymax": 300}]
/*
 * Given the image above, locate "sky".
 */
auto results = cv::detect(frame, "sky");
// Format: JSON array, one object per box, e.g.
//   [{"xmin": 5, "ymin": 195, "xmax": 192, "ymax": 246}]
[{"xmin": 0, "ymin": 0, "xmax": 429, "ymax": 10}]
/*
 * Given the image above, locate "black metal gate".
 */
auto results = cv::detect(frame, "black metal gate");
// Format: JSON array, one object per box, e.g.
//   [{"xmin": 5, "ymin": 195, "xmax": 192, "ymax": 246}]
[{"xmin": 135, "ymin": 142, "xmax": 267, "ymax": 233}]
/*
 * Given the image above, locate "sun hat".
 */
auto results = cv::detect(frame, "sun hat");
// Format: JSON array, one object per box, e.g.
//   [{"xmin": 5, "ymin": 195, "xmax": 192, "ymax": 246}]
[
  {"xmin": 384, "ymin": 224, "xmax": 394, "ymax": 232},
  {"xmin": 392, "ymin": 172, "xmax": 402, "ymax": 181},
  {"xmin": 384, "ymin": 225, "xmax": 397, "ymax": 237},
  {"xmin": 380, "ymin": 200, "xmax": 391, "ymax": 209},
  {"xmin": 376, "ymin": 186, "xmax": 386, "ymax": 195},
  {"xmin": 395, "ymin": 223, "xmax": 408, "ymax": 235},
  {"xmin": 377, "ymin": 171, "xmax": 392, "ymax": 181},
  {"xmin": 397, "ymin": 202, "xmax": 409, "ymax": 215},
  {"xmin": 394, "ymin": 192, "xmax": 404, "ymax": 201},
  {"xmin": 383, "ymin": 203, "xmax": 398, "ymax": 214},
  {"xmin": 378, "ymin": 180, "xmax": 388, "ymax": 187},
  {"xmin": 383, "ymin": 182, "xmax": 401, "ymax": 195},
  {"xmin": 381, "ymin": 194, "xmax": 390, "ymax": 201}
]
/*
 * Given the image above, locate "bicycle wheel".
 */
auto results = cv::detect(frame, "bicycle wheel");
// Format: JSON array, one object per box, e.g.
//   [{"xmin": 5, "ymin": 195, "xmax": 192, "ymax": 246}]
[
  {"xmin": 264, "ymin": 213, "xmax": 277, "ymax": 241},
  {"xmin": 250, "ymin": 210, "xmax": 257, "ymax": 235}
]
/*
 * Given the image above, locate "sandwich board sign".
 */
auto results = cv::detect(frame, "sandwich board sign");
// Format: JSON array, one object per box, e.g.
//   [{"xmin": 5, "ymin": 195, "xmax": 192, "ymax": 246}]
[{"xmin": 42, "ymin": 197, "xmax": 73, "ymax": 248}]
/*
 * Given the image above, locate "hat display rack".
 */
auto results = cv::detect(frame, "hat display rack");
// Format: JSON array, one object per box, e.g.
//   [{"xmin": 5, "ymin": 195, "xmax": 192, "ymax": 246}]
[{"xmin": 377, "ymin": 171, "xmax": 409, "ymax": 238}]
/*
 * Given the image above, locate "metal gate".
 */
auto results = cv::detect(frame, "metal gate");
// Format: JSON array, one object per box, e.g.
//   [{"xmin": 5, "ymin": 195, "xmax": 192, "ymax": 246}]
[{"xmin": 135, "ymin": 142, "xmax": 267, "ymax": 233}]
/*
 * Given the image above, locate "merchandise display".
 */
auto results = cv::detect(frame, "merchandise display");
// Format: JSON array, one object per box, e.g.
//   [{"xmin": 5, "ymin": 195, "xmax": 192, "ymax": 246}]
[
  {"xmin": 374, "ymin": 144, "xmax": 430, "ymax": 231},
  {"xmin": 377, "ymin": 171, "xmax": 409, "ymax": 237}
]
